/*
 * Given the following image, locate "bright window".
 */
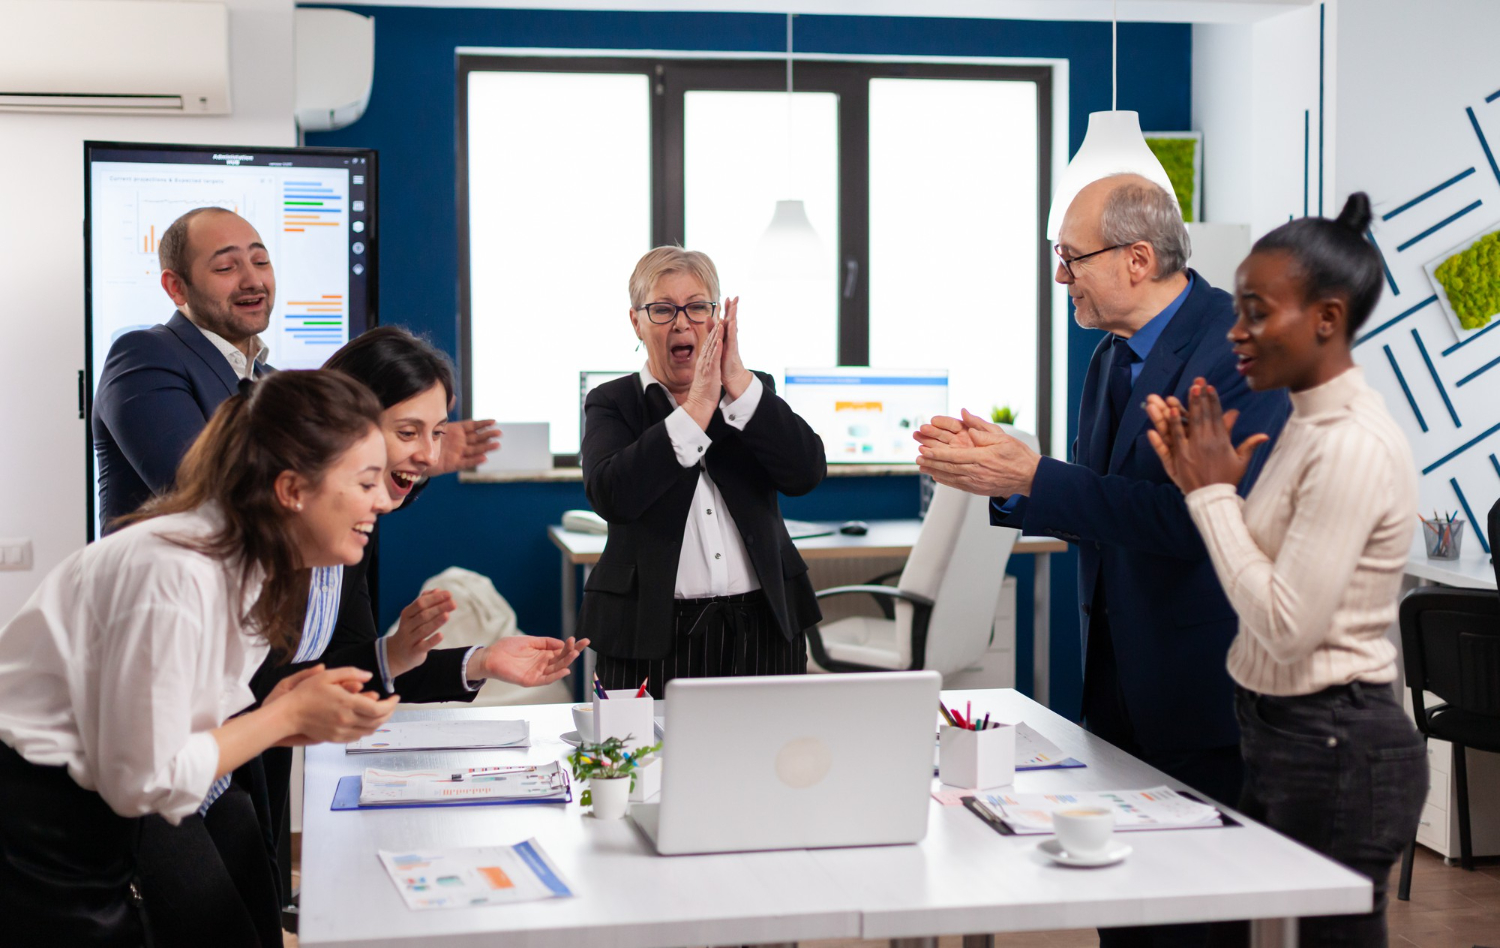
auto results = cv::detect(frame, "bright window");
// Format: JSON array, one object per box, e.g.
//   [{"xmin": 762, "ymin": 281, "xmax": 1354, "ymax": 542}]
[
  {"xmin": 466, "ymin": 71, "xmax": 651, "ymax": 455},
  {"xmin": 459, "ymin": 57, "xmax": 1051, "ymax": 461},
  {"xmin": 868, "ymin": 78, "xmax": 1040, "ymax": 428}
]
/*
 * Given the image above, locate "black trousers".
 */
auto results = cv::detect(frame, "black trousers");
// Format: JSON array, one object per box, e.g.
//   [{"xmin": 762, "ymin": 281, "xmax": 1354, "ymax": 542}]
[
  {"xmin": 595, "ymin": 590, "xmax": 806, "ymax": 697},
  {"xmin": 1082, "ymin": 605, "xmax": 1244, "ymax": 948},
  {"xmin": 133, "ymin": 779, "xmax": 283, "ymax": 948},
  {"xmin": 1214, "ymin": 683, "xmax": 1427, "ymax": 948},
  {"xmin": 0, "ymin": 740, "xmax": 147, "ymax": 947}
]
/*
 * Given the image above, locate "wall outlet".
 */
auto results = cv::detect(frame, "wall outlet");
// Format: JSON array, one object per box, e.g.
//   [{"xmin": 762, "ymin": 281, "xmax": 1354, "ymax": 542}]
[{"xmin": 0, "ymin": 539, "xmax": 33, "ymax": 571}]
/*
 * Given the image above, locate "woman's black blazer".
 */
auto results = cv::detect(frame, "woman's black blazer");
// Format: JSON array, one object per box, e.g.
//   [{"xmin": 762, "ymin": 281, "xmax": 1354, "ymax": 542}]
[{"xmin": 578, "ymin": 371, "xmax": 826, "ymax": 660}]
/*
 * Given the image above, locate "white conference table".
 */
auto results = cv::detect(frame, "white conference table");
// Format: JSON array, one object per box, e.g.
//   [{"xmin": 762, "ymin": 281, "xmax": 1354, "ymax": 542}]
[
  {"xmin": 550, "ymin": 522, "xmax": 1068, "ymax": 706},
  {"xmin": 299, "ymin": 689, "xmax": 1369, "ymax": 948}
]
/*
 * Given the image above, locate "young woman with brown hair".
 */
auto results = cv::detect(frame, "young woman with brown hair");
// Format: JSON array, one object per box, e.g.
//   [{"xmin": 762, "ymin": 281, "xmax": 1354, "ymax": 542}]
[{"xmin": 0, "ymin": 370, "xmax": 402, "ymax": 946}]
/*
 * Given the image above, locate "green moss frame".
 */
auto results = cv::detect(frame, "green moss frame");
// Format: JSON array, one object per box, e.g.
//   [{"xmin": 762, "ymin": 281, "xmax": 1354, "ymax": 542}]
[{"xmin": 1144, "ymin": 131, "xmax": 1202, "ymax": 224}]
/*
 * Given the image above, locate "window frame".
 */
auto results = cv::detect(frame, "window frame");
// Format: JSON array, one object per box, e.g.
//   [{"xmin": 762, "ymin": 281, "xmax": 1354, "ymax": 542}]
[{"xmin": 456, "ymin": 53, "xmax": 1054, "ymax": 463}]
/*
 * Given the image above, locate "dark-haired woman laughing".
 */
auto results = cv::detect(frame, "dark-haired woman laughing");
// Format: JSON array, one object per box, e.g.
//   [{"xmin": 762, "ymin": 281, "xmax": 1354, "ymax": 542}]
[{"xmin": 1146, "ymin": 193, "xmax": 1427, "ymax": 947}]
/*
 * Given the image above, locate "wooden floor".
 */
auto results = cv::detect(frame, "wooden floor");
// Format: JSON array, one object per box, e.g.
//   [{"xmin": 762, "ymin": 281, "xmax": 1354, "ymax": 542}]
[{"xmin": 283, "ymin": 845, "xmax": 1498, "ymax": 947}]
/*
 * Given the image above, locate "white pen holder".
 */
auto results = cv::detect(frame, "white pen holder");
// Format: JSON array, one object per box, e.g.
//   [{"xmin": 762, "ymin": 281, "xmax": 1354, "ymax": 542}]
[
  {"xmin": 938, "ymin": 723, "xmax": 1016, "ymax": 790},
  {"xmin": 593, "ymin": 691, "xmax": 655, "ymax": 754},
  {"xmin": 628, "ymin": 754, "xmax": 662, "ymax": 802}
]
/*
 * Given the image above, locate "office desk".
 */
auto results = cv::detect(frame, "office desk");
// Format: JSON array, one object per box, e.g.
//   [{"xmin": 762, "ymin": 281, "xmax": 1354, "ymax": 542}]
[
  {"xmin": 1404, "ymin": 532, "xmax": 1496, "ymax": 590},
  {"xmin": 299, "ymin": 692, "xmax": 1369, "ymax": 948},
  {"xmin": 549, "ymin": 522, "xmax": 1068, "ymax": 706}
]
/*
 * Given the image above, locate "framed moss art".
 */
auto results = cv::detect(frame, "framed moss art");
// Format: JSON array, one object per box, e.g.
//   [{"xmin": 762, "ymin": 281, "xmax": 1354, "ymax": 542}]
[
  {"xmin": 1426, "ymin": 222, "xmax": 1500, "ymax": 337},
  {"xmin": 1144, "ymin": 131, "xmax": 1203, "ymax": 224}
]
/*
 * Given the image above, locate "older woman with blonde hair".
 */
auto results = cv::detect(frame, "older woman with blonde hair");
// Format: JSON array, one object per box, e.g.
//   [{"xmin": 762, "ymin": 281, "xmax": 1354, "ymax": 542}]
[{"xmin": 578, "ymin": 247, "xmax": 826, "ymax": 695}]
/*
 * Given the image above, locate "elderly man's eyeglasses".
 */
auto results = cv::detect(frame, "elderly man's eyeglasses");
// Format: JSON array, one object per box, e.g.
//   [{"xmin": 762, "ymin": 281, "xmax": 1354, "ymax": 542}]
[
  {"xmin": 1054, "ymin": 243, "xmax": 1127, "ymax": 280},
  {"xmin": 637, "ymin": 301, "xmax": 718, "ymax": 325}
]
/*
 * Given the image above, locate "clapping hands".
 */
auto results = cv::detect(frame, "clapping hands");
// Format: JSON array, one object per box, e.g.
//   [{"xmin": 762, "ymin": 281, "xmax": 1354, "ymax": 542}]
[
  {"xmin": 914, "ymin": 409, "xmax": 1041, "ymax": 498},
  {"xmin": 683, "ymin": 297, "xmax": 751, "ymax": 430},
  {"xmin": 1144, "ymin": 378, "xmax": 1270, "ymax": 492}
]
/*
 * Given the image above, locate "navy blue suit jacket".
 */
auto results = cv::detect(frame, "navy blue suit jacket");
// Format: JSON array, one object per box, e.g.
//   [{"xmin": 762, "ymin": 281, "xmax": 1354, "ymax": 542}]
[
  {"xmin": 92, "ymin": 311, "xmax": 271, "ymax": 532},
  {"xmin": 995, "ymin": 272, "xmax": 1290, "ymax": 753}
]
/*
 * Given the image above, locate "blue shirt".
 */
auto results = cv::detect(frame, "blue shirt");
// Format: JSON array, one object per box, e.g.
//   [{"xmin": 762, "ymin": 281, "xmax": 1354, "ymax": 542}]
[
  {"xmin": 1118, "ymin": 273, "xmax": 1193, "ymax": 384},
  {"xmin": 992, "ymin": 273, "xmax": 1193, "ymax": 516}
]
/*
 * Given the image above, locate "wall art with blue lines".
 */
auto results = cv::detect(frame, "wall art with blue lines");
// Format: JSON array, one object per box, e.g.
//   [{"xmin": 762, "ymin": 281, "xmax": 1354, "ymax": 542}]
[{"xmin": 1356, "ymin": 81, "xmax": 1500, "ymax": 554}]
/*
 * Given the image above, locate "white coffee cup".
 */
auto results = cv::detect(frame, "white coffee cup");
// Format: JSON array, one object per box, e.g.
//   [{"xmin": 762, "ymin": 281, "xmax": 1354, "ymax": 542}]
[
  {"xmin": 1052, "ymin": 806, "xmax": 1115, "ymax": 858},
  {"xmin": 570, "ymin": 704, "xmax": 596, "ymax": 743}
]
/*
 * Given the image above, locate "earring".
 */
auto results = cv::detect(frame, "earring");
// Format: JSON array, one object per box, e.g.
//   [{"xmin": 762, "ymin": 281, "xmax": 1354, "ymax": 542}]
[
  {"xmin": 635, "ymin": 339, "xmax": 642, "ymax": 352},
  {"xmin": 295, "ymin": 502, "xmax": 303, "ymax": 511}
]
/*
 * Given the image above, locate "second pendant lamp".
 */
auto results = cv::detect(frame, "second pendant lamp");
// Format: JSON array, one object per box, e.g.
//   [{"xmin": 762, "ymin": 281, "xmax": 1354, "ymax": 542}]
[
  {"xmin": 1045, "ymin": 1, "xmax": 1178, "ymax": 240},
  {"xmin": 751, "ymin": 12, "xmax": 825, "ymax": 280}
]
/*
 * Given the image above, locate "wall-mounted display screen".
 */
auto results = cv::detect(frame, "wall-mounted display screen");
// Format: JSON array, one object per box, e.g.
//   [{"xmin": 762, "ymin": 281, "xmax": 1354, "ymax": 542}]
[{"xmin": 83, "ymin": 140, "xmax": 378, "ymax": 538}]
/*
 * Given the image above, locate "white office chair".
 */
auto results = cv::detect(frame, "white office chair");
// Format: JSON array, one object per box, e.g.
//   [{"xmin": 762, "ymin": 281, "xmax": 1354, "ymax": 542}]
[{"xmin": 805, "ymin": 428, "xmax": 1032, "ymax": 681}]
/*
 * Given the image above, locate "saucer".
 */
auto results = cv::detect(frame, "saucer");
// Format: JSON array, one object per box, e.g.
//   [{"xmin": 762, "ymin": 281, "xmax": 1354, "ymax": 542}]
[
  {"xmin": 560, "ymin": 730, "xmax": 584, "ymax": 746},
  {"xmin": 1039, "ymin": 838, "xmax": 1132, "ymax": 867}
]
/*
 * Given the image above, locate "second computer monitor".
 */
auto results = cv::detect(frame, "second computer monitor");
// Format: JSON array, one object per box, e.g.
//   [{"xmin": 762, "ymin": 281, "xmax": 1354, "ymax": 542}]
[{"xmin": 783, "ymin": 368, "xmax": 948, "ymax": 465}]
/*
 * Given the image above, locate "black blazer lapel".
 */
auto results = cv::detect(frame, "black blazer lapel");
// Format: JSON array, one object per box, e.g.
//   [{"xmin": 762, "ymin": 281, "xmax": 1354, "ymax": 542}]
[{"xmin": 165, "ymin": 311, "xmax": 239, "ymax": 399}]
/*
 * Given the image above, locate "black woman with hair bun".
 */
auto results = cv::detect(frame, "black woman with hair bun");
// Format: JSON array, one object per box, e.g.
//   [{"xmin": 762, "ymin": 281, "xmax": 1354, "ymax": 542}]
[{"xmin": 1144, "ymin": 192, "xmax": 1427, "ymax": 946}]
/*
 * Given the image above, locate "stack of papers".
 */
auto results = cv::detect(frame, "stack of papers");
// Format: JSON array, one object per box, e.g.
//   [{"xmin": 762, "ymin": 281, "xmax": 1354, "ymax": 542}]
[
  {"xmin": 346, "ymin": 719, "xmax": 529, "ymax": 753},
  {"xmin": 379, "ymin": 838, "xmax": 574, "ymax": 910},
  {"xmin": 1015, "ymin": 723, "xmax": 1086, "ymax": 770},
  {"xmin": 357, "ymin": 762, "xmax": 570, "ymax": 807},
  {"xmin": 973, "ymin": 785, "xmax": 1223, "ymax": 835}
]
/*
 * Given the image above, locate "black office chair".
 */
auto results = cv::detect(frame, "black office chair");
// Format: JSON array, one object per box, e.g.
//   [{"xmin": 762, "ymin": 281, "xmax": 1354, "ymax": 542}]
[{"xmin": 1396, "ymin": 585, "xmax": 1500, "ymax": 900}]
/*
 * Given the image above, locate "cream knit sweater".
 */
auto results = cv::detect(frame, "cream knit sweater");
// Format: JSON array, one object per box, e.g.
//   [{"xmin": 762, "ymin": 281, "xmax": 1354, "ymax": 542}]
[{"xmin": 1184, "ymin": 367, "xmax": 1418, "ymax": 696}]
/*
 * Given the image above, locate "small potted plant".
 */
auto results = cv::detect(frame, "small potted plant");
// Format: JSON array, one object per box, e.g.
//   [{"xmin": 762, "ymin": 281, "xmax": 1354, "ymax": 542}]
[
  {"xmin": 568, "ymin": 735, "xmax": 662, "ymax": 820},
  {"xmin": 990, "ymin": 405, "xmax": 1018, "ymax": 426}
]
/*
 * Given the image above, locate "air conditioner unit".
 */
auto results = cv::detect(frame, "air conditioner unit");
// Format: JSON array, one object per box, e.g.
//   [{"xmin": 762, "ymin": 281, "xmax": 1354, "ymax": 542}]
[{"xmin": 0, "ymin": 0, "xmax": 230, "ymax": 115}]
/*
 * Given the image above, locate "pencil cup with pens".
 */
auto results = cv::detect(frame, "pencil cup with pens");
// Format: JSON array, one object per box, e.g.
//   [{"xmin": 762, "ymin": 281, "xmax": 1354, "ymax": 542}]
[
  {"xmin": 938, "ymin": 701, "xmax": 1016, "ymax": 790},
  {"xmin": 592, "ymin": 674, "xmax": 655, "ymax": 755},
  {"xmin": 1420, "ymin": 512, "xmax": 1465, "ymax": 561}
]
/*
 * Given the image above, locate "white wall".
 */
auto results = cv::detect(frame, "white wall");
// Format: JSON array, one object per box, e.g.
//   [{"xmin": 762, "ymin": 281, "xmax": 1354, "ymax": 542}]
[
  {"xmin": 0, "ymin": 0, "xmax": 296, "ymax": 618},
  {"xmin": 1192, "ymin": 3, "xmax": 1324, "ymax": 237},
  {"xmin": 1337, "ymin": 0, "xmax": 1500, "ymax": 539}
]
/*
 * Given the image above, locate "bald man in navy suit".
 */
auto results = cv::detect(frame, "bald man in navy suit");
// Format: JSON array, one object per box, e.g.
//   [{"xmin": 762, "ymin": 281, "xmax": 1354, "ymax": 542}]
[{"xmin": 92, "ymin": 207, "xmax": 276, "ymax": 533}]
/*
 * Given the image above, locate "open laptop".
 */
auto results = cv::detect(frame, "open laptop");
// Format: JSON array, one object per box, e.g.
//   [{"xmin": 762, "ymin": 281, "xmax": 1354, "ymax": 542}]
[{"xmin": 631, "ymin": 671, "xmax": 940, "ymax": 855}]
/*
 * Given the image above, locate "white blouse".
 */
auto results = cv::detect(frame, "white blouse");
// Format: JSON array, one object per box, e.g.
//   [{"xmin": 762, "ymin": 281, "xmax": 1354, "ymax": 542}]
[
  {"xmin": 640, "ymin": 364, "xmax": 765, "ymax": 599},
  {"xmin": 0, "ymin": 506, "xmax": 268, "ymax": 823}
]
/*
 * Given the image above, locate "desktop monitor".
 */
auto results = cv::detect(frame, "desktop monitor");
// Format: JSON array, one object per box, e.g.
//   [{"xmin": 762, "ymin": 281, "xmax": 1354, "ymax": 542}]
[
  {"xmin": 83, "ymin": 140, "xmax": 378, "ymax": 538},
  {"xmin": 783, "ymin": 368, "xmax": 948, "ymax": 464}
]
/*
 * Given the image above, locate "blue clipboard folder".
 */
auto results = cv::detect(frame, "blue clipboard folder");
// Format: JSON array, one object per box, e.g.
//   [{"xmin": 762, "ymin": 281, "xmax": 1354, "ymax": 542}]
[{"xmin": 331, "ymin": 774, "xmax": 572, "ymax": 811}]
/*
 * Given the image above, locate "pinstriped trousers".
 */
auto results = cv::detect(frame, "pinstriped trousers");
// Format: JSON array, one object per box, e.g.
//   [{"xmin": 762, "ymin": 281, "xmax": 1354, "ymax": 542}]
[{"xmin": 595, "ymin": 590, "xmax": 807, "ymax": 699}]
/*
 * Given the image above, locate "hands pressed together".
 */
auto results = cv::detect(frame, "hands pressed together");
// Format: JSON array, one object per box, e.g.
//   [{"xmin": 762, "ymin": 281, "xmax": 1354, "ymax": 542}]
[
  {"xmin": 913, "ymin": 408, "xmax": 1042, "ymax": 499},
  {"xmin": 1144, "ymin": 377, "xmax": 1270, "ymax": 493},
  {"xmin": 683, "ymin": 297, "xmax": 753, "ymax": 430}
]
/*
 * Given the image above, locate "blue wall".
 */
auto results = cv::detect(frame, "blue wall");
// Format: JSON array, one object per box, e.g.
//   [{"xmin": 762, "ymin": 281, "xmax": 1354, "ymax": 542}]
[{"xmin": 305, "ymin": 6, "xmax": 1193, "ymax": 721}]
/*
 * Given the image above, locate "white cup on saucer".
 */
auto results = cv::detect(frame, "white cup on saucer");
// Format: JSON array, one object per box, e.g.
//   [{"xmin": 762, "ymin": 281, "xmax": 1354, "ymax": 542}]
[
  {"xmin": 570, "ymin": 704, "xmax": 596, "ymax": 743},
  {"xmin": 1052, "ymin": 806, "xmax": 1115, "ymax": 859}
]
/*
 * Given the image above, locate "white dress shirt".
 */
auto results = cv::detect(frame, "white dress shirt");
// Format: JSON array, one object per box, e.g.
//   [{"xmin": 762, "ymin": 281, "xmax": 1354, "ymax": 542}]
[
  {"xmin": 191, "ymin": 320, "xmax": 270, "ymax": 380},
  {"xmin": 0, "ymin": 506, "xmax": 268, "ymax": 823},
  {"xmin": 640, "ymin": 364, "xmax": 765, "ymax": 599}
]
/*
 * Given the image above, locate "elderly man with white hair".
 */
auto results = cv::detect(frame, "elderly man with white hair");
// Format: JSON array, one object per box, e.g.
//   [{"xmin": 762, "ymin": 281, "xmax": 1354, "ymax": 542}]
[{"xmin": 916, "ymin": 174, "xmax": 1293, "ymax": 947}]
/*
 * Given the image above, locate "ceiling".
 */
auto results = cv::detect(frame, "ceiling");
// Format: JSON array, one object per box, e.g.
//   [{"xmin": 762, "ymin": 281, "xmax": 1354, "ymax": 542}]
[{"xmin": 296, "ymin": 0, "xmax": 1315, "ymax": 26}]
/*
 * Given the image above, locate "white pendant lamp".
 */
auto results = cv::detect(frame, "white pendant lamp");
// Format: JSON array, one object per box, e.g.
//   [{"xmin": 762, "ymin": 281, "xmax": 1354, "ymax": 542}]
[
  {"xmin": 752, "ymin": 13, "xmax": 824, "ymax": 280},
  {"xmin": 1045, "ymin": 1, "xmax": 1178, "ymax": 240}
]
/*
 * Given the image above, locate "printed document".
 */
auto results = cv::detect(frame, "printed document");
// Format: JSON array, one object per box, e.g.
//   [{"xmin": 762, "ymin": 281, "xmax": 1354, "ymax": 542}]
[
  {"xmin": 346, "ymin": 719, "xmax": 529, "ymax": 753},
  {"xmin": 358, "ymin": 761, "xmax": 569, "ymax": 806},
  {"xmin": 975, "ymin": 785, "xmax": 1222, "ymax": 834},
  {"xmin": 379, "ymin": 838, "xmax": 574, "ymax": 910}
]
